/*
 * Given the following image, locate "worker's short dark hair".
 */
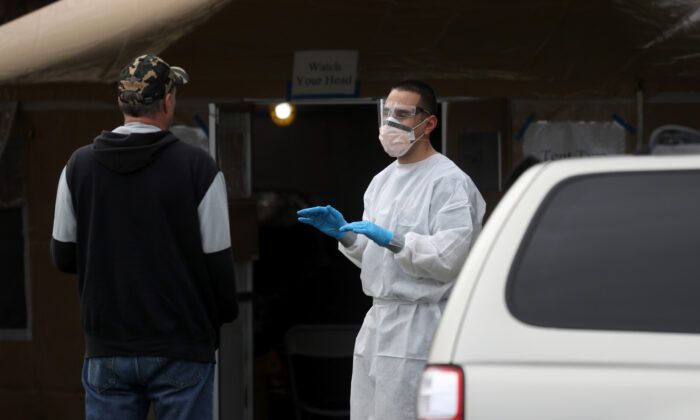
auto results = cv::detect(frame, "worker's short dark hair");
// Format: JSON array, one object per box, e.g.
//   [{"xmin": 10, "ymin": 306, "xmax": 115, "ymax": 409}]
[{"xmin": 391, "ymin": 80, "xmax": 437, "ymax": 117}]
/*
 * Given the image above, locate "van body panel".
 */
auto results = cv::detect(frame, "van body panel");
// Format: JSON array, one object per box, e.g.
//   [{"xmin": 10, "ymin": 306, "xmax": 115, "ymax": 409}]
[
  {"xmin": 427, "ymin": 155, "xmax": 700, "ymax": 419},
  {"xmin": 464, "ymin": 365, "xmax": 700, "ymax": 420}
]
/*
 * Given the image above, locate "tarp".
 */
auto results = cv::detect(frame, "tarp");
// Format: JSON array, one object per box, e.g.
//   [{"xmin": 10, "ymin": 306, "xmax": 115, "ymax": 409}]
[
  {"xmin": 0, "ymin": 0, "xmax": 231, "ymax": 83},
  {"xmin": 3, "ymin": 0, "xmax": 700, "ymax": 98}
]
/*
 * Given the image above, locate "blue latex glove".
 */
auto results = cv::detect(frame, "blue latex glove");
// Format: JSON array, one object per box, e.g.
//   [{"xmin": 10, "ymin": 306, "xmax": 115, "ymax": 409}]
[
  {"xmin": 297, "ymin": 205, "xmax": 348, "ymax": 239},
  {"xmin": 339, "ymin": 221, "xmax": 393, "ymax": 247}
]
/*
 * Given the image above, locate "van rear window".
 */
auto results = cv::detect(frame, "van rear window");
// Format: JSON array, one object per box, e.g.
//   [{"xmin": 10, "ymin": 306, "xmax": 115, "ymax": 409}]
[{"xmin": 507, "ymin": 170, "xmax": 700, "ymax": 333}]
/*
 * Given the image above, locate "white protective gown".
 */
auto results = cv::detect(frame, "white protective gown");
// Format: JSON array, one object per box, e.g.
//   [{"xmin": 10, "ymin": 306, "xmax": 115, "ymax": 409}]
[{"xmin": 339, "ymin": 153, "xmax": 485, "ymax": 420}]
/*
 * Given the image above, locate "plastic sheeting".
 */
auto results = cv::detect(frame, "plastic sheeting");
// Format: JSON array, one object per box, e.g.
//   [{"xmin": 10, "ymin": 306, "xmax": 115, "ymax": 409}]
[
  {"xmin": 3, "ymin": 0, "xmax": 700, "ymax": 95},
  {"xmin": 171, "ymin": 0, "xmax": 700, "ymax": 98},
  {"xmin": 0, "ymin": 0, "xmax": 231, "ymax": 84},
  {"xmin": 523, "ymin": 121, "xmax": 626, "ymax": 161}
]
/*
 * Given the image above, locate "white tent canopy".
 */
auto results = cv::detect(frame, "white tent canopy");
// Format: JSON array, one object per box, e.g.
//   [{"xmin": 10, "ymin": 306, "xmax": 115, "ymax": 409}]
[{"xmin": 0, "ymin": 0, "xmax": 230, "ymax": 84}]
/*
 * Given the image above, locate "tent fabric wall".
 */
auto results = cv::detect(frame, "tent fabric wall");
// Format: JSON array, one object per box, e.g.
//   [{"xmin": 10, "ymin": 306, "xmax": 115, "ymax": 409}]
[
  {"xmin": 4, "ymin": 0, "xmax": 700, "ymax": 98},
  {"xmin": 154, "ymin": 0, "xmax": 700, "ymax": 99},
  {"xmin": 0, "ymin": 107, "xmax": 122, "ymax": 419}
]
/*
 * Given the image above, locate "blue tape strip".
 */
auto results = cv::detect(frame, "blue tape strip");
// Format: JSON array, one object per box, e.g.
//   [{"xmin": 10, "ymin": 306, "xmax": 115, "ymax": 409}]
[
  {"xmin": 193, "ymin": 114, "xmax": 208, "ymax": 137},
  {"xmin": 515, "ymin": 113, "xmax": 536, "ymax": 141},
  {"xmin": 612, "ymin": 114, "xmax": 636, "ymax": 135}
]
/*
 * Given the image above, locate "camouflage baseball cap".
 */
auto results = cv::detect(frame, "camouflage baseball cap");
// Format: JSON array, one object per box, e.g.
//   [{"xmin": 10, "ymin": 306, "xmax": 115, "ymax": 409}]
[{"xmin": 118, "ymin": 54, "xmax": 189, "ymax": 105}]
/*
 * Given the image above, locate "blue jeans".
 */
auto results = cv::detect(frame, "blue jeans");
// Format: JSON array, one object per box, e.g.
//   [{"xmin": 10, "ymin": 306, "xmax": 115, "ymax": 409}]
[{"xmin": 82, "ymin": 356, "xmax": 215, "ymax": 420}]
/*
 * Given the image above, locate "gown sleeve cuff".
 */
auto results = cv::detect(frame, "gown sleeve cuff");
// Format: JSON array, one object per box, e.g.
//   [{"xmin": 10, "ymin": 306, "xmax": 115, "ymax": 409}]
[
  {"xmin": 386, "ymin": 232, "xmax": 404, "ymax": 253},
  {"xmin": 339, "ymin": 231, "xmax": 358, "ymax": 247}
]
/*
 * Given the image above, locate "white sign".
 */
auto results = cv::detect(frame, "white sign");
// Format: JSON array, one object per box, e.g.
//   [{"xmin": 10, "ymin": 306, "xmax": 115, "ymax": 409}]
[
  {"xmin": 291, "ymin": 50, "xmax": 358, "ymax": 98},
  {"xmin": 523, "ymin": 121, "xmax": 625, "ymax": 161}
]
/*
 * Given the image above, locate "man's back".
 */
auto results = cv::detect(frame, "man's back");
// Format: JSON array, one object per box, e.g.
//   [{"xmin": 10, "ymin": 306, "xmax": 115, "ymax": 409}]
[
  {"xmin": 61, "ymin": 130, "xmax": 226, "ymax": 361},
  {"xmin": 50, "ymin": 53, "xmax": 235, "ymax": 420}
]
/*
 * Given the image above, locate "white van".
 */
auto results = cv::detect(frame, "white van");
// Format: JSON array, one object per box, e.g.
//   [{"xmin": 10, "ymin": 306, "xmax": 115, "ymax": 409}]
[{"xmin": 418, "ymin": 155, "xmax": 700, "ymax": 420}]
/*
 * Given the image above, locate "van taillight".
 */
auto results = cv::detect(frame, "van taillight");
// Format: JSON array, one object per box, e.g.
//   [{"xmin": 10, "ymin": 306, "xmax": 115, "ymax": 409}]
[{"xmin": 417, "ymin": 364, "xmax": 464, "ymax": 420}]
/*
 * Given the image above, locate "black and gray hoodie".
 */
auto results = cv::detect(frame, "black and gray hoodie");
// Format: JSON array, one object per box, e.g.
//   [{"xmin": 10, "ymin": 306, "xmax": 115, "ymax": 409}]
[{"xmin": 51, "ymin": 122, "xmax": 237, "ymax": 362}]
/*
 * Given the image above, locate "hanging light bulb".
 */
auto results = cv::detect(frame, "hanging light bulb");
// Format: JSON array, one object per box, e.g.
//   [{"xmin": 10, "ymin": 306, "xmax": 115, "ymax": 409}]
[
  {"xmin": 270, "ymin": 102, "xmax": 296, "ymax": 126},
  {"xmin": 275, "ymin": 103, "xmax": 292, "ymax": 119}
]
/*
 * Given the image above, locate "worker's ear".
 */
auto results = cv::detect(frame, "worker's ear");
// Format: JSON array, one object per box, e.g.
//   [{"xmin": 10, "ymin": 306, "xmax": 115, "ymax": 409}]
[{"xmin": 423, "ymin": 115, "xmax": 438, "ymax": 136}]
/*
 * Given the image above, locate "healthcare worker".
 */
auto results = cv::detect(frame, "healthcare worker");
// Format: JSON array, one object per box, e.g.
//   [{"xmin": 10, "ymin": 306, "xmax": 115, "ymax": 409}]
[{"xmin": 297, "ymin": 80, "xmax": 485, "ymax": 420}]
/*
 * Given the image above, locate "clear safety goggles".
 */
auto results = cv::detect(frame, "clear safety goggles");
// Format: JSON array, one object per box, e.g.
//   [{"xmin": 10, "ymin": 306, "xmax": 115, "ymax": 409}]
[{"xmin": 378, "ymin": 99, "xmax": 431, "ymax": 129}]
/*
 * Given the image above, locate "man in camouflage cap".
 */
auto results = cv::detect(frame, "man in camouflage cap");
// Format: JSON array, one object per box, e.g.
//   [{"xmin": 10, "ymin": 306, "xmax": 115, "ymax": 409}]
[
  {"xmin": 118, "ymin": 54, "xmax": 189, "ymax": 105},
  {"xmin": 51, "ymin": 54, "xmax": 238, "ymax": 419}
]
